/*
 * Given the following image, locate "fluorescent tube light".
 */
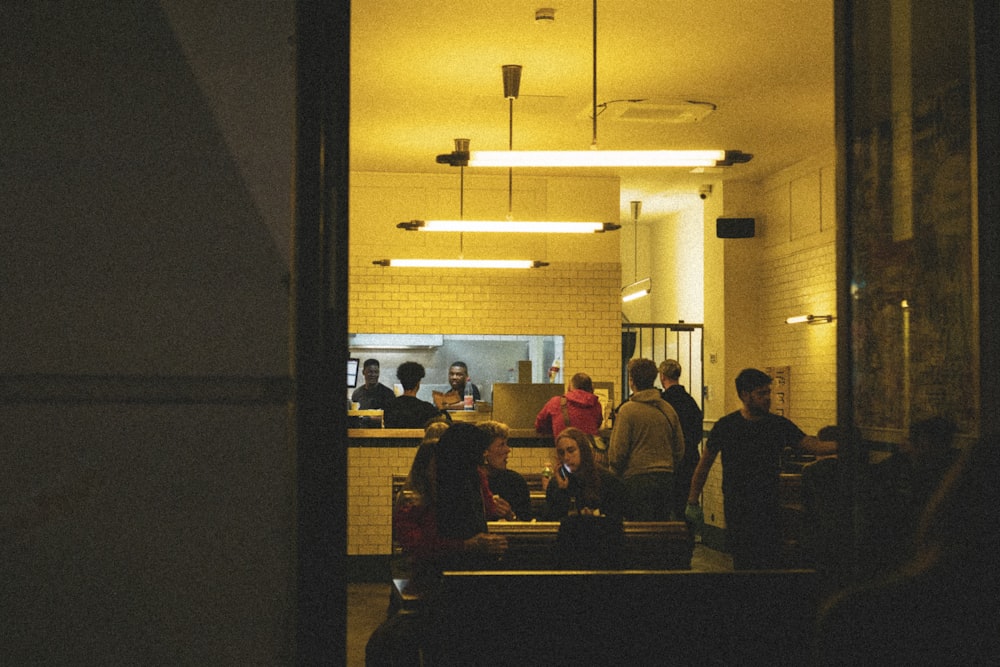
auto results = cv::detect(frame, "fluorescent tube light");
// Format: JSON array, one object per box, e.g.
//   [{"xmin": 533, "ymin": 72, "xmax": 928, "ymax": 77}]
[
  {"xmin": 436, "ymin": 149, "xmax": 753, "ymax": 169},
  {"xmin": 785, "ymin": 314, "xmax": 834, "ymax": 325},
  {"xmin": 469, "ymin": 149, "xmax": 725, "ymax": 168},
  {"xmin": 373, "ymin": 259, "xmax": 548, "ymax": 269},
  {"xmin": 397, "ymin": 220, "xmax": 620, "ymax": 233},
  {"xmin": 622, "ymin": 288, "xmax": 650, "ymax": 303},
  {"xmin": 621, "ymin": 277, "xmax": 652, "ymax": 303}
]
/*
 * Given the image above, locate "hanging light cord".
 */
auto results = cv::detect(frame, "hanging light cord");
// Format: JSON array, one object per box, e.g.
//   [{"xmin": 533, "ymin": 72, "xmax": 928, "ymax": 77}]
[
  {"xmin": 591, "ymin": 0, "xmax": 598, "ymax": 148},
  {"xmin": 460, "ymin": 165, "xmax": 465, "ymax": 257},
  {"xmin": 633, "ymin": 209, "xmax": 638, "ymax": 283},
  {"xmin": 508, "ymin": 96, "xmax": 514, "ymax": 217}
]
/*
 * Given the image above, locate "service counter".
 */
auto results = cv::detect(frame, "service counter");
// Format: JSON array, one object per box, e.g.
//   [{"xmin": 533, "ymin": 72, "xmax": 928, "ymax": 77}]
[{"xmin": 348, "ymin": 427, "xmax": 552, "ymax": 447}]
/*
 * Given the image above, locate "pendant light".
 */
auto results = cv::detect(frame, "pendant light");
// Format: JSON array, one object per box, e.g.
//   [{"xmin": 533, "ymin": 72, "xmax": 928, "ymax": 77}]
[
  {"xmin": 411, "ymin": 65, "xmax": 619, "ymax": 234},
  {"xmin": 436, "ymin": 1, "xmax": 752, "ymax": 171},
  {"xmin": 373, "ymin": 259, "xmax": 548, "ymax": 269},
  {"xmin": 621, "ymin": 200, "xmax": 651, "ymax": 302},
  {"xmin": 374, "ymin": 139, "xmax": 551, "ymax": 268}
]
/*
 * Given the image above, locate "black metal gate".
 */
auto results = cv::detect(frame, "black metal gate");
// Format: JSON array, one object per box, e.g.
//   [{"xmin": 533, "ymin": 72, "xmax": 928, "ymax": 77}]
[{"xmin": 621, "ymin": 322, "xmax": 704, "ymax": 411}]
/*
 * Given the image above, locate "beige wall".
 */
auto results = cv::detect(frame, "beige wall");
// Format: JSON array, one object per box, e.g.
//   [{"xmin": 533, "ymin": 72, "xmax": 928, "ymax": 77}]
[
  {"xmin": 722, "ymin": 154, "xmax": 837, "ymax": 436},
  {"xmin": 685, "ymin": 155, "xmax": 837, "ymax": 532}
]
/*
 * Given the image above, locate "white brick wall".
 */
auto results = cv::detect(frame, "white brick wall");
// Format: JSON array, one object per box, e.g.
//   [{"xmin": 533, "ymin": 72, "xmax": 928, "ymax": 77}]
[
  {"xmin": 706, "ymin": 158, "xmax": 837, "ymax": 530},
  {"xmin": 347, "ymin": 258, "xmax": 623, "ymax": 555}
]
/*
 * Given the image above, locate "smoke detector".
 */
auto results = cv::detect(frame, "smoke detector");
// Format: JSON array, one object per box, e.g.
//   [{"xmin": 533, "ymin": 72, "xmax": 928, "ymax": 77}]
[{"xmin": 535, "ymin": 8, "xmax": 556, "ymax": 22}]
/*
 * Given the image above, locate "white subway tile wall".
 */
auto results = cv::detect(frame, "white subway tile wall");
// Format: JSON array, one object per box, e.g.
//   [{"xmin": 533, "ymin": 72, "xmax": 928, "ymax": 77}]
[{"xmin": 348, "ymin": 259, "xmax": 622, "ymax": 555}]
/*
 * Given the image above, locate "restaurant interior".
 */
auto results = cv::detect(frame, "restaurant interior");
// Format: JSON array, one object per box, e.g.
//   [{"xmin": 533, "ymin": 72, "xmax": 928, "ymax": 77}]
[{"xmin": 3, "ymin": 1, "xmax": 998, "ymax": 664}]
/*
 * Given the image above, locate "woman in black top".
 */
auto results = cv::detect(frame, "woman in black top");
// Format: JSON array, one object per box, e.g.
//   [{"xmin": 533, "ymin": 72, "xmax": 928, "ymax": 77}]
[{"xmin": 544, "ymin": 427, "xmax": 628, "ymax": 520}]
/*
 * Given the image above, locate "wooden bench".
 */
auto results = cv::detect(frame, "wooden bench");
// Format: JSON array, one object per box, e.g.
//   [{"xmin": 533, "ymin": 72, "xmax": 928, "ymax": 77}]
[
  {"xmin": 521, "ymin": 471, "xmax": 548, "ymax": 517},
  {"xmin": 488, "ymin": 520, "xmax": 692, "ymax": 570},
  {"xmin": 422, "ymin": 569, "xmax": 820, "ymax": 666},
  {"xmin": 398, "ymin": 471, "xmax": 548, "ymax": 520}
]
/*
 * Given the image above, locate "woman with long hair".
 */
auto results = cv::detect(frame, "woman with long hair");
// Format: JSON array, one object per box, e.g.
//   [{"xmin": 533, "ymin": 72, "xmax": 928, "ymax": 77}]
[
  {"xmin": 394, "ymin": 422, "xmax": 507, "ymax": 586},
  {"xmin": 544, "ymin": 427, "xmax": 628, "ymax": 520}
]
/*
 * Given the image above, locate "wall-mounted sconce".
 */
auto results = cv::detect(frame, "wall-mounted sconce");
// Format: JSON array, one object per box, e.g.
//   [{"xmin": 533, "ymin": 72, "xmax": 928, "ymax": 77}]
[{"xmin": 785, "ymin": 314, "xmax": 835, "ymax": 325}]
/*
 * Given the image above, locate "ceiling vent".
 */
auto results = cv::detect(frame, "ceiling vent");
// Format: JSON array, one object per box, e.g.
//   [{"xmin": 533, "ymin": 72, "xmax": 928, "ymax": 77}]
[{"xmin": 590, "ymin": 100, "xmax": 716, "ymax": 123}]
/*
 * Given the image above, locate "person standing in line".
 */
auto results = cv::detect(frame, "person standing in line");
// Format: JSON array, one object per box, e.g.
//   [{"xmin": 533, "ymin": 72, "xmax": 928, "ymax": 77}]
[
  {"xmin": 608, "ymin": 358, "xmax": 685, "ymax": 521},
  {"xmin": 686, "ymin": 368, "xmax": 836, "ymax": 570},
  {"xmin": 659, "ymin": 360, "xmax": 704, "ymax": 529},
  {"xmin": 383, "ymin": 361, "xmax": 450, "ymax": 429},
  {"xmin": 534, "ymin": 372, "xmax": 605, "ymax": 441}
]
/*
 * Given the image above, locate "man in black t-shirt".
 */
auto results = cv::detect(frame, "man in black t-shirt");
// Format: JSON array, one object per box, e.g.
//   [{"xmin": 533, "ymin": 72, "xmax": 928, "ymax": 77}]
[
  {"xmin": 660, "ymin": 360, "xmax": 704, "ymax": 539},
  {"xmin": 351, "ymin": 358, "xmax": 396, "ymax": 427},
  {"xmin": 383, "ymin": 361, "xmax": 450, "ymax": 429},
  {"xmin": 687, "ymin": 368, "xmax": 836, "ymax": 569}
]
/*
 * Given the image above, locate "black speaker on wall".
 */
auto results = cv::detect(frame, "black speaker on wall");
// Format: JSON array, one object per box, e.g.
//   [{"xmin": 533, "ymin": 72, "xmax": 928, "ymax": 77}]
[{"xmin": 716, "ymin": 217, "xmax": 756, "ymax": 238}]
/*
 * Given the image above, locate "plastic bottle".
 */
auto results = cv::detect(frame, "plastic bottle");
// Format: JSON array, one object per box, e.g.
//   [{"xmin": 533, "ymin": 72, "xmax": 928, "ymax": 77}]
[
  {"xmin": 463, "ymin": 381, "xmax": 474, "ymax": 410},
  {"xmin": 548, "ymin": 358, "xmax": 561, "ymax": 383}
]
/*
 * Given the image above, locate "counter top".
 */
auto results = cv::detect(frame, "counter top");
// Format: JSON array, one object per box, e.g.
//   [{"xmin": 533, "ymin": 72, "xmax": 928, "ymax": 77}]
[{"xmin": 347, "ymin": 428, "xmax": 552, "ymax": 444}]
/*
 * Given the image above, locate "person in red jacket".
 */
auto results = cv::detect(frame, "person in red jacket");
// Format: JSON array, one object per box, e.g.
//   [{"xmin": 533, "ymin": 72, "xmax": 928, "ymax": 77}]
[{"xmin": 535, "ymin": 372, "xmax": 604, "ymax": 440}]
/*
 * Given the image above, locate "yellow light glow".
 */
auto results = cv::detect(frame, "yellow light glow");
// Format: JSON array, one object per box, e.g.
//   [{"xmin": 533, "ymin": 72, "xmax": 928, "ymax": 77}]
[
  {"xmin": 785, "ymin": 314, "xmax": 834, "ymax": 325},
  {"xmin": 413, "ymin": 220, "xmax": 614, "ymax": 233},
  {"xmin": 375, "ymin": 258, "xmax": 544, "ymax": 269},
  {"xmin": 468, "ymin": 149, "xmax": 727, "ymax": 168},
  {"xmin": 621, "ymin": 288, "xmax": 650, "ymax": 303}
]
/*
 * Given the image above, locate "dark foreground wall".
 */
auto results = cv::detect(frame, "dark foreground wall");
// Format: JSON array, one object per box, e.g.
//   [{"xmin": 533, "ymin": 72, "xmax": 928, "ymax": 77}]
[
  {"xmin": 424, "ymin": 570, "xmax": 819, "ymax": 666},
  {"xmin": 1, "ymin": 3, "xmax": 295, "ymax": 663}
]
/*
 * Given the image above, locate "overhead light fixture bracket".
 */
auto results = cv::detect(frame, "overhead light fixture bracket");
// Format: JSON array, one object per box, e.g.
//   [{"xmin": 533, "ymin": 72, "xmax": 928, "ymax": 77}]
[
  {"xmin": 717, "ymin": 150, "xmax": 754, "ymax": 166},
  {"xmin": 502, "ymin": 64, "xmax": 522, "ymax": 99}
]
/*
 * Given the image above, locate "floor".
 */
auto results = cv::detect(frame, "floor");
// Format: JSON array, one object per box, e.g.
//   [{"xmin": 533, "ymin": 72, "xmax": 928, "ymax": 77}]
[{"xmin": 346, "ymin": 544, "xmax": 733, "ymax": 666}]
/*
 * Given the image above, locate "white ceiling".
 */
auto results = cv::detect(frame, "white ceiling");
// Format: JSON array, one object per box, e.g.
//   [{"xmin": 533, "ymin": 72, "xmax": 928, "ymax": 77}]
[
  {"xmin": 351, "ymin": 0, "xmax": 835, "ymax": 200},
  {"xmin": 161, "ymin": 0, "xmax": 834, "ymax": 247}
]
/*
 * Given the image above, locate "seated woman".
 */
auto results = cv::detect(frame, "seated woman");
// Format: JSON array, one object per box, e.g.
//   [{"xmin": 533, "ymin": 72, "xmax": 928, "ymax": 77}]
[
  {"xmin": 543, "ymin": 427, "xmax": 629, "ymax": 521},
  {"xmin": 394, "ymin": 422, "xmax": 507, "ymax": 590},
  {"xmin": 478, "ymin": 420, "xmax": 533, "ymax": 521},
  {"xmin": 392, "ymin": 422, "xmax": 450, "ymax": 587},
  {"xmin": 371, "ymin": 422, "xmax": 509, "ymax": 665}
]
